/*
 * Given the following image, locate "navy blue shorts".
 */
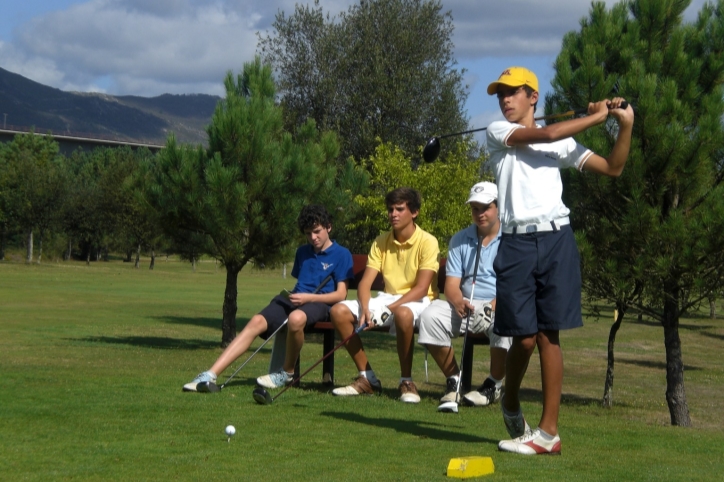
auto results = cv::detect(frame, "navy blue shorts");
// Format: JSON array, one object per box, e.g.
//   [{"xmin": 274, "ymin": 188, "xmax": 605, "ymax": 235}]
[
  {"xmin": 493, "ymin": 225, "xmax": 582, "ymax": 337},
  {"xmin": 257, "ymin": 295, "xmax": 331, "ymax": 339}
]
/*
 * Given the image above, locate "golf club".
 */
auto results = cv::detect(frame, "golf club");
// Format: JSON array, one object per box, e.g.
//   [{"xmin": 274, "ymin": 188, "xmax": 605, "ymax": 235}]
[
  {"xmin": 437, "ymin": 233, "xmax": 484, "ymax": 413},
  {"xmin": 422, "ymin": 101, "xmax": 629, "ymax": 163},
  {"xmin": 196, "ymin": 273, "xmax": 333, "ymax": 393},
  {"xmin": 253, "ymin": 322, "xmax": 369, "ymax": 405}
]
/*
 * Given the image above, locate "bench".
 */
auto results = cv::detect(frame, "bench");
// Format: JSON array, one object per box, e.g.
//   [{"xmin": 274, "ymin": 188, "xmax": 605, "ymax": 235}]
[{"xmin": 268, "ymin": 254, "xmax": 490, "ymax": 391}]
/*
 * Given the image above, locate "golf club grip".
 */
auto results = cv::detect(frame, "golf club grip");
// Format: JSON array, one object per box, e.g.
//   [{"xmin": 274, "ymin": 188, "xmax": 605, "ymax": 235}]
[
  {"xmin": 272, "ymin": 323, "xmax": 368, "ymax": 400},
  {"xmin": 313, "ymin": 274, "xmax": 334, "ymax": 294}
]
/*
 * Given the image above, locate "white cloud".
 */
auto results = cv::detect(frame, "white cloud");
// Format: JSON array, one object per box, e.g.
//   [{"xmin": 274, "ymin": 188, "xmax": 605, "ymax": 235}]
[{"xmin": 0, "ymin": 0, "xmax": 714, "ymax": 99}]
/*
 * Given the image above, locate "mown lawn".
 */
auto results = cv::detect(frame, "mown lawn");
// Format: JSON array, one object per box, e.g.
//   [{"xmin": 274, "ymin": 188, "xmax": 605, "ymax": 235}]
[{"xmin": 1, "ymin": 258, "xmax": 722, "ymax": 481}]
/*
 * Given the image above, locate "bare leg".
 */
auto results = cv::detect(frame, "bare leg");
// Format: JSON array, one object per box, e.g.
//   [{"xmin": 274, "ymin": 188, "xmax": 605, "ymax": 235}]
[
  {"xmin": 282, "ymin": 310, "xmax": 308, "ymax": 372},
  {"xmin": 393, "ymin": 306, "xmax": 415, "ymax": 378},
  {"xmin": 424, "ymin": 344, "xmax": 459, "ymax": 378},
  {"xmin": 210, "ymin": 315, "xmax": 267, "ymax": 375},
  {"xmin": 489, "ymin": 347, "xmax": 507, "ymax": 380},
  {"xmin": 503, "ymin": 334, "xmax": 536, "ymax": 413},
  {"xmin": 537, "ymin": 330, "xmax": 562, "ymax": 435},
  {"xmin": 329, "ymin": 303, "xmax": 370, "ymax": 371}
]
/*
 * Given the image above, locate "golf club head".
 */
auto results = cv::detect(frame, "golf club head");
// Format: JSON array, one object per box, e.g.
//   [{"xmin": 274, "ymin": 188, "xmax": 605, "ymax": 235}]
[
  {"xmin": 437, "ymin": 401, "xmax": 459, "ymax": 413},
  {"xmin": 422, "ymin": 137, "xmax": 440, "ymax": 163},
  {"xmin": 252, "ymin": 387, "xmax": 273, "ymax": 405},
  {"xmin": 196, "ymin": 381, "xmax": 221, "ymax": 393}
]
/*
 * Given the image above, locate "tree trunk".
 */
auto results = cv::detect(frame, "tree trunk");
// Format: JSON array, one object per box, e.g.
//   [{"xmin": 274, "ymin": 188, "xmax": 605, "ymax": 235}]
[
  {"xmin": 26, "ymin": 229, "xmax": 33, "ymax": 264},
  {"xmin": 64, "ymin": 237, "xmax": 72, "ymax": 261},
  {"xmin": 603, "ymin": 305, "xmax": 625, "ymax": 408},
  {"xmin": 125, "ymin": 249, "xmax": 133, "ymax": 262},
  {"xmin": 149, "ymin": 247, "xmax": 155, "ymax": 270},
  {"xmin": 709, "ymin": 297, "xmax": 716, "ymax": 319},
  {"xmin": 283, "ymin": 262, "xmax": 287, "ymax": 279},
  {"xmin": 221, "ymin": 262, "xmax": 243, "ymax": 347},
  {"xmin": 192, "ymin": 257, "xmax": 197, "ymax": 272},
  {"xmin": 86, "ymin": 248, "xmax": 91, "ymax": 266},
  {"xmin": 37, "ymin": 231, "xmax": 43, "ymax": 264},
  {"xmin": 662, "ymin": 280, "xmax": 691, "ymax": 426},
  {"xmin": 134, "ymin": 244, "xmax": 141, "ymax": 269},
  {"xmin": 0, "ymin": 223, "xmax": 6, "ymax": 261}
]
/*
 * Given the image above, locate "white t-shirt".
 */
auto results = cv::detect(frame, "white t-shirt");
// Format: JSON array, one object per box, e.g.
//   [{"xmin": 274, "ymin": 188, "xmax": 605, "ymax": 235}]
[{"xmin": 486, "ymin": 120, "xmax": 593, "ymax": 228}]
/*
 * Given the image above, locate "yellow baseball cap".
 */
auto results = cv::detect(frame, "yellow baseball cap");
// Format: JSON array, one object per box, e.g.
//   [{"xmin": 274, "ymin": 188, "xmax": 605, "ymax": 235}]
[{"xmin": 487, "ymin": 67, "xmax": 539, "ymax": 95}]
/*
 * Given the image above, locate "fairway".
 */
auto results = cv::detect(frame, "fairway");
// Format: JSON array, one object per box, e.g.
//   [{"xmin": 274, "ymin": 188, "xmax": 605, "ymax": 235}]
[{"xmin": 1, "ymin": 259, "xmax": 723, "ymax": 481}]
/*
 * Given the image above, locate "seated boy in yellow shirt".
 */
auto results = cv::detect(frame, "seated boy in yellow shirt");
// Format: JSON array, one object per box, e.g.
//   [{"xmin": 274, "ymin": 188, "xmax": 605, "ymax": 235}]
[{"xmin": 329, "ymin": 187, "xmax": 439, "ymax": 403}]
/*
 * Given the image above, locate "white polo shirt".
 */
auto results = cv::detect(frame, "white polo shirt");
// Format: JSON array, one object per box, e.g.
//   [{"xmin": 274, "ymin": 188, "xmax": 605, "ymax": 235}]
[{"xmin": 486, "ymin": 120, "xmax": 593, "ymax": 228}]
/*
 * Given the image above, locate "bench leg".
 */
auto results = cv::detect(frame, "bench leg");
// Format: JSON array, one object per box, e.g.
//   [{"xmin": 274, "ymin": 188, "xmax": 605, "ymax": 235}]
[
  {"xmin": 322, "ymin": 329, "xmax": 335, "ymax": 385},
  {"xmin": 460, "ymin": 341, "xmax": 474, "ymax": 392},
  {"xmin": 268, "ymin": 328, "xmax": 287, "ymax": 374}
]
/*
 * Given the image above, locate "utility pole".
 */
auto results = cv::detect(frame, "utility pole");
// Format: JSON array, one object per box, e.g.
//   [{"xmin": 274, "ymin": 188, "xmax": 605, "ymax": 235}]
[{"xmin": 3, "ymin": 113, "xmax": 6, "ymax": 129}]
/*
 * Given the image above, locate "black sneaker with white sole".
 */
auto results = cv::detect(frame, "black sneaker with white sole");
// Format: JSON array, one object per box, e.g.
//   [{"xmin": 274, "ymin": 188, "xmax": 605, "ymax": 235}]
[{"xmin": 462, "ymin": 377, "xmax": 501, "ymax": 407}]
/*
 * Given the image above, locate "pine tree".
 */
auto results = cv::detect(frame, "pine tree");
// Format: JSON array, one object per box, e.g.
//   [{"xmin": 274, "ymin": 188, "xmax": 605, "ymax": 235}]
[
  {"xmin": 142, "ymin": 58, "xmax": 366, "ymax": 346},
  {"xmin": 549, "ymin": 0, "xmax": 724, "ymax": 426}
]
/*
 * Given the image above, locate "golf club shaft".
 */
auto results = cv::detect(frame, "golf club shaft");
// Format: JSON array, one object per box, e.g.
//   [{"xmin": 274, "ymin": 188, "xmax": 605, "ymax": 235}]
[
  {"xmin": 219, "ymin": 273, "xmax": 334, "ymax": 388},
  {"xmin": 272, "ymin": 323, "xmax": 368, "ymax": 401},
  {"xmin": 456, "ymin": 234, "xmax": 485, "ymax": 400},
  {"xmin": 436, "ymin": 102, "xmax": 627, "ymax": 139}
]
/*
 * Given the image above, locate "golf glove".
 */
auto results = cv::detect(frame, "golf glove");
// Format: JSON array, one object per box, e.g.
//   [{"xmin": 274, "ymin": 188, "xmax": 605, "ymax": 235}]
[
  {"xmin": 470, "ymin": 302, "xmax": 494, "ymax": 337},
  {"xmin": 370, "ymin": 306, "xmax": 393, "ymax": 327}
]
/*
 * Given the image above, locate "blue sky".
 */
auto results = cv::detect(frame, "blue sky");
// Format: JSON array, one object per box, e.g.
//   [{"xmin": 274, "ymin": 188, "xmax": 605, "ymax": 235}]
[{"xmin": 0, "ymin": 0, "xmax": 709, "ymax": 140}]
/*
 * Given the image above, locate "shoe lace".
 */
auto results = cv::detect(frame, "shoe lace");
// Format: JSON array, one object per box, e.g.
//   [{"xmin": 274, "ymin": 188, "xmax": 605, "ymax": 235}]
[{"xmin": 446, "ymin": 377, "xmax": 458, "ymax": 394}]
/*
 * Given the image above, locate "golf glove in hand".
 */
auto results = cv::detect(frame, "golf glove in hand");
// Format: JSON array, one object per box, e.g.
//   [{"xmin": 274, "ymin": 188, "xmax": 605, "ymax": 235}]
[
  {"xmin": 370, "ymin": 306, "xmax": 393, "ymax": 327},
  {"xmin": 470, "ymin": 302, "xmax": 494, "ymax": 337}
]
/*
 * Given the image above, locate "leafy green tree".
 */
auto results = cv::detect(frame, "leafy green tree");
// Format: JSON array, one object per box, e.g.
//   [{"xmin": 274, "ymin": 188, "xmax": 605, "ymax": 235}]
[
  {"xmin": 1, "ymin": 133, "xmax": 66, "ymax": 263},
  {"xmin": 346, "ymin": 139, "xmax": 485, "ymax": 255},
  {"xmin": 257, "ymin": 0, "xmax": 469, "ymax": 162},
  {"xmin": 550, "ymin": 0, "xmax": 724, "ymax": 426},
  {"xmin": 141, "ymin": 58, "xmax": 367, "ymax": 346}
]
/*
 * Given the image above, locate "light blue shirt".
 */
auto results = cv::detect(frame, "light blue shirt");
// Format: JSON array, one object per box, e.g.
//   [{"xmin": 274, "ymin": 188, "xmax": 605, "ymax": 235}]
[{"xmin": 446, "ymin": 224, "xmax": 500, "ymax": 300}]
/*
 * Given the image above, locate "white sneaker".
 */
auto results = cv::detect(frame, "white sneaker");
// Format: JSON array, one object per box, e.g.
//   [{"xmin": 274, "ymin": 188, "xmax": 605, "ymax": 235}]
[
  {"xmin": 256, "ymin": 369, "xmax": 293, "ymax": 389},
  {"xmin": 183, "ymin": 370, "xmax": 216, "ymax": 392},
  {"xmin": 399, "ymin": 381, "xmax": 421, "ymax": 404},
  {"xmin": 498, "ymin": 428, "xmax": 561, "ymax": 455},
  {"xmin": 463, "ymin": 378, "xmax": 501, "ymax": 407},
  {"xmin": 332, "ymin": 376, "xmax": 382, "ymax": 396}
]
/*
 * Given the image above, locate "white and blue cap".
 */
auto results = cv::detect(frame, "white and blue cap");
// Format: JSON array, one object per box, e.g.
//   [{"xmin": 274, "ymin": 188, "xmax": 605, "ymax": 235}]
[{"xmin": 466, "ymin": 181, "xmax": 498, "ymax": 205}]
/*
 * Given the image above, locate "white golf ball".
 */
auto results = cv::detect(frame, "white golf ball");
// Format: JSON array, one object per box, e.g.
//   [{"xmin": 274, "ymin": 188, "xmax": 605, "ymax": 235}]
[{"xmin": 225, "ymin": 425, "xmax": 236, "ymax": 436}]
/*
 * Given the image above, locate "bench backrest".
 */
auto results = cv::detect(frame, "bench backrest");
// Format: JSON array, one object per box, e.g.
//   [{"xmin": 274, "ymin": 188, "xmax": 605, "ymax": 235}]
[{"xmin": 348, "ymin": 254, "xmax": 447, "ymax": 294}]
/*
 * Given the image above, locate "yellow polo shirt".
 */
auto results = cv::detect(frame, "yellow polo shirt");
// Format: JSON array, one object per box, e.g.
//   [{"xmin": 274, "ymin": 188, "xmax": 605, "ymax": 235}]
[{"xmin": 367, "ymin": 224, "xmax": 440, "ymax": 300}]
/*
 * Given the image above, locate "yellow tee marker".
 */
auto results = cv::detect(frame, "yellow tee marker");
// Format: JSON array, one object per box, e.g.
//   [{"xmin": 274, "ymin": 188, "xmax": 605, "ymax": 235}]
[{"xmin": 447, "ymin": 456, "xmax": 495, "ymax": 478}]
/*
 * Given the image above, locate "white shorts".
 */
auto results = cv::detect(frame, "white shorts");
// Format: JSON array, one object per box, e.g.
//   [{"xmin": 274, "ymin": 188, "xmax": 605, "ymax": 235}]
[
  {"xmin": 337, "ymin": 292, "xmax": 431, "ymax": 336},
  {"xmin": 418, "ymin": 299, "xmax": 512, "ymax": 350}
]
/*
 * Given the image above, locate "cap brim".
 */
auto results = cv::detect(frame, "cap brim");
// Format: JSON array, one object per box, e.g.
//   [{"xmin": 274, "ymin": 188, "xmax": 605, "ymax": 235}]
[{"xmin": 487, "ymin": 80, "xmax": 525, "ymax": 95}]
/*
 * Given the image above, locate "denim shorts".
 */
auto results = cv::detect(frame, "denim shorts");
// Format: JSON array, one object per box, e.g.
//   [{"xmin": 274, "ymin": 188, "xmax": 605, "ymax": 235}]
[{"xmin": 258, "ymin": 295, "xmax": 330, "ymax": 339}]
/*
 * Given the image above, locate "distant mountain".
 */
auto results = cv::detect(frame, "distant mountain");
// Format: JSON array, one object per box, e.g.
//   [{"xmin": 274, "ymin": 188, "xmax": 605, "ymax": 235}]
[{"xmin": 0, "ymin": 67, "xmax": 220, "ymax": 145}]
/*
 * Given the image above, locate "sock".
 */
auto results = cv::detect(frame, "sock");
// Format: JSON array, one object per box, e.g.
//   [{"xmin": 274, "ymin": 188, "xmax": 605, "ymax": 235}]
[
  {"xmin": 448, "ymin": 374, "xmax": 460, "ymax": 383},
  {"xmin": 399, "ymin": 377, "xmax": 413, "ymax": 384},
  {"xmin": 361, "ymin": 370, "xmax": 379, "ymax": 384},
  {"xmin": 207, "ymin": 370, "xmax": 217, "ymax": 379},
  {"xmin": 537, "ymin": 428, "xmax": 557, "ymax": 440},
  {"xmin": 489, "ymin": 376, "xmax": 503, "ymax": 389}
]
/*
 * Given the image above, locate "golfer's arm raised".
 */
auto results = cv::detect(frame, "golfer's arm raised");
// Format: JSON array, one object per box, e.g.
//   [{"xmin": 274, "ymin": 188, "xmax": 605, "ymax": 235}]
[
  {"xmin": 581, "ymin": 101, "xmax": 634, "ymax": 177},
  {"xmin": 443, "ymin": 276, "xmax": 472, "ymax": 319},
  {"xmin": 387, "ymin": 269, "xmax": 435, "ymax": 312},
  {"xmin": 507, "ymin": 98, "xmax": 631, "ymax": 147}
]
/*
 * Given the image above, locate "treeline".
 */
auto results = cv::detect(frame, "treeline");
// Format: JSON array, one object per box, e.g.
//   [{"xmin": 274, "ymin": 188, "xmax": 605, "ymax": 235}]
[{"xmin": 0, "ymin": 135, "xmax": 162, "ymax": 266}]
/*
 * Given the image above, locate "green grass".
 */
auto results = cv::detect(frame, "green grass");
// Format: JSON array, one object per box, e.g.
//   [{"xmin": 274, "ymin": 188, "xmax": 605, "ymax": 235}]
[{"xmin": 1, "ymin": 258, "xmax": 723, "ymax": 481}]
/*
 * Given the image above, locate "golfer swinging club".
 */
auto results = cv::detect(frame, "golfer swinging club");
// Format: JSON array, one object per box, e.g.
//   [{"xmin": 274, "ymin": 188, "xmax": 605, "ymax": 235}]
[{"xmin": 486, "ymin": 67, "xmax": 634, "ymax": 455}]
